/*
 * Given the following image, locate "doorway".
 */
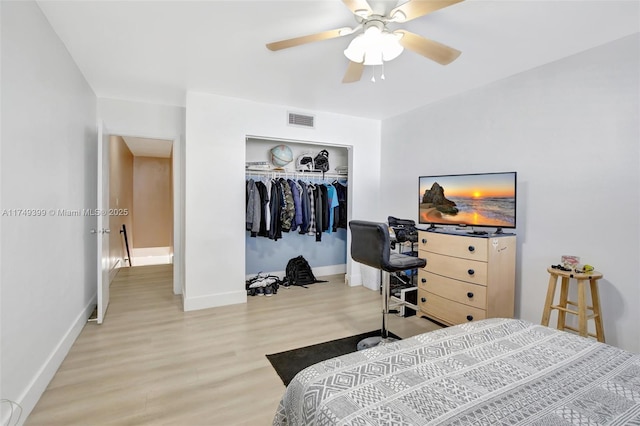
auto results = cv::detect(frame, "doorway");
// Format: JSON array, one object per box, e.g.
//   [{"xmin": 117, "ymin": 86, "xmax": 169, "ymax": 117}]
[{"xmin": 109, "ymin": 135, "xmax": 175, "ymax": 278}]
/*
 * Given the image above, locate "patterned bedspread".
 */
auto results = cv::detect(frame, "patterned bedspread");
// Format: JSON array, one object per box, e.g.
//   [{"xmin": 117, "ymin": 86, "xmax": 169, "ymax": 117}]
[{"xmin": 273, "ymin": 318, "xmax": 640, "ymax": 425}]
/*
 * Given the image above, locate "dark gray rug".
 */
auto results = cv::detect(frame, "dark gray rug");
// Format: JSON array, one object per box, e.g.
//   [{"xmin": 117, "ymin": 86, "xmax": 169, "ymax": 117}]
[{"xmin": 266, "ymin": 330, "xmax": 399, "ymax": 386}]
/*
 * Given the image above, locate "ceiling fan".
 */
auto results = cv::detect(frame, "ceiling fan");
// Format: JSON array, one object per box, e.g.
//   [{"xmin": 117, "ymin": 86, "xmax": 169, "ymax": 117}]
[{"xmin": 266, "ymin": 0, "xmax": 464, "ymax": 83}]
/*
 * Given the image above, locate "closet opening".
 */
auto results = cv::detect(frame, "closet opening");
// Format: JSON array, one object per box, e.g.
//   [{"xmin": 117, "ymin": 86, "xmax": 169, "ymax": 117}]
[{"xmin": 245, "ymin": 136, "xmax": 351, "ymax": 285}]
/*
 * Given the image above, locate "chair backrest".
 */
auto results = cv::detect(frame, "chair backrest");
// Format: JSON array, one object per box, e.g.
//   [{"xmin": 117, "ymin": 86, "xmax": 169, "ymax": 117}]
[{"xmin": 348, "ymin": 220, "xmax": 390, "ymax": 270}]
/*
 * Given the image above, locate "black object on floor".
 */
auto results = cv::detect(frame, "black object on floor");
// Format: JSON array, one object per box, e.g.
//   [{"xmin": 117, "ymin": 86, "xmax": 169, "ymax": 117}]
[{"xmin": 266, "ymin": 330, "xmax": 400, "ymax": 386}]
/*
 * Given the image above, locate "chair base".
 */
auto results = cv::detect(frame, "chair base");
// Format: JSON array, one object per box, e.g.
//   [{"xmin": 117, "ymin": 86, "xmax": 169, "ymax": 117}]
[{"xmin": 357, "ymin": 335, "xmax": 398, "ymax": 351}]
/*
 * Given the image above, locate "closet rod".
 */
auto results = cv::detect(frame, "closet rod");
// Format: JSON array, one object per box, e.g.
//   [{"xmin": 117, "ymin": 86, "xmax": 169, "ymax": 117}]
[{"xmin": 245, "ymin": 170, "xmax": 348, "ymax": 180}]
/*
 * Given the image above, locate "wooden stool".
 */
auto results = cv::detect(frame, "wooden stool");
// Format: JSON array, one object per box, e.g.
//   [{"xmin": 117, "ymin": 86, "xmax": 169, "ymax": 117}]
[{"xmin": 541, "ymin": 267, "xmax": 605, "ymax": 342}]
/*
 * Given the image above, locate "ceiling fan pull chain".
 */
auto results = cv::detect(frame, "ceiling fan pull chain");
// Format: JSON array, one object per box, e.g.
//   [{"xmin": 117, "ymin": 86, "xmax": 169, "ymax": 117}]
[
  {"xmin": 381, "ymin": 62, "xmax": 386, "ymax": 80},
  {"xmin": 371, "ymin": 65, "xmax": 376, "ymax": 83}
]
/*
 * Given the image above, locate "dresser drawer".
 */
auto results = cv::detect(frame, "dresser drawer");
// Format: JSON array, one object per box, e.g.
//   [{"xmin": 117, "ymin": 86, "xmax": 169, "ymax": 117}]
[
  {"xmin": 418, "ymin": 231, "xmax": 488, "ymax": 261},
  {"xmin": 420, "ymin": 251, "xmax": 488, "ymax": 285},
  {"xmin": 418, "ymin": 270, "xmax": 487, "ymax": 310},
  {"xmin": 418, "ymin": 290, "xmax": 486, "ymax": 325}
]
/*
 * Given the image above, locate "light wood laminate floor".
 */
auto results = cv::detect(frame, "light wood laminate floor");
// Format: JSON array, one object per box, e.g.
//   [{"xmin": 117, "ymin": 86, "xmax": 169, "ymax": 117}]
[{"xmin": 27, "ymin": 265, "xmax": 441, "ymax": 425}]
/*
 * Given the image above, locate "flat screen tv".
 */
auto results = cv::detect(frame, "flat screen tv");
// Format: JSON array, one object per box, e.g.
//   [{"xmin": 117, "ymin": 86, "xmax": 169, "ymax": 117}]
[{"xmin": 418, "ymin": 171, "xmax": 517, "ymax": 232}]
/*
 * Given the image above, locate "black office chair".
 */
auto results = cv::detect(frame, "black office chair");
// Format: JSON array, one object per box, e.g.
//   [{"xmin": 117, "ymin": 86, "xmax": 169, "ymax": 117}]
[{"xmin": 349, "ymin": 220, "xmax": 427, "ymax": 349}]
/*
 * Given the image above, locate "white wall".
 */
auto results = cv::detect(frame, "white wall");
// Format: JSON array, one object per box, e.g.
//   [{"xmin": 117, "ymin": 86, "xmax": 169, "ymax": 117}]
[
  {"xmin": 381, "ymin": 34, "xmax": 640, "ymax": 352},
  {"xmin": 0, "ymin": 2, "xmax": 97, "ymax": 421},
  {"xmin": 97, "ymin": 98, "xmax": 186, "ymax": 296},
  {"xmin": 184, "ymin": 92, "xmax": 382, "ymax": 310},
  {"xmin": 97, "ymin": 98, "xmax": 185, "ymax": 142}
]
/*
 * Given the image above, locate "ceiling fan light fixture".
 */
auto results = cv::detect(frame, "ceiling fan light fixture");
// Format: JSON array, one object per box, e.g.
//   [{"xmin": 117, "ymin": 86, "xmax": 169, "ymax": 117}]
[{"xmin": 343, "ymin": 24, "xmax": 404, "ymax": 66}]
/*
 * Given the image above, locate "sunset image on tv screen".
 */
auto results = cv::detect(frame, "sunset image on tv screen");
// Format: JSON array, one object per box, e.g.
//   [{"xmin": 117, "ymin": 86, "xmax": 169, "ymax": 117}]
[{"xmin": 419, "ymin": 172, "xmax": 516, "ymax": 228}]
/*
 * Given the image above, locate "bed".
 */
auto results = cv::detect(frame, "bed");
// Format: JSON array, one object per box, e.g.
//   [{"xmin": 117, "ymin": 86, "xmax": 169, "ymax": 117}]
[{"xmin": 273, "ymin": 318, "xmax": 640, "ymax": 425}]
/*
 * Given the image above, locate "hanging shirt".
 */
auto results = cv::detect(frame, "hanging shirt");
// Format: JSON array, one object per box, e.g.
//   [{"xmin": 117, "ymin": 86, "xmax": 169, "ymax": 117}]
[
  {"xmin": 306, "ymin": 184, "xmax": 316, "ymax": 238},
  {"xmin": 334, "ymin": 181, "xmax": 348, "ymax": 230},
  {"xmin": 288, "ymin": 179, "xmax": 302, "ymax": 232},
  {"xmin": 246, "ymin": 179, "xmax": 261, "ymax": 236},
  {"xmin": 256, "ymin": 181, "xmax": 269, "ymax": 237},
  {"xmin": 313, "ymin": 184, "xmax": 324, "ymax": 242},
  {"xmin": 279, "ymin": 178, "xmax": 295, "ymax": 232},
  {"xmin": 298, "ymin": 180, "xmax": 310, "ymax": 234},
  {"xmin": 269, "ymin": 180, "xmax": 283, "ymax": 241},
  {"xmin": 264, "ymin": 179, "xmax": 271, "ymax": 232},
  {"xmin": 325, "ymin": 184, "xmax": 339, "ymax": 233}
]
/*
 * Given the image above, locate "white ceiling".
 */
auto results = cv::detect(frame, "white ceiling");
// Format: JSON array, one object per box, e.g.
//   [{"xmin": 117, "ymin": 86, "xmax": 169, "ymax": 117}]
[{"xmin": 37, "ymin": 1, "xmax": 639, "ymax": 120}]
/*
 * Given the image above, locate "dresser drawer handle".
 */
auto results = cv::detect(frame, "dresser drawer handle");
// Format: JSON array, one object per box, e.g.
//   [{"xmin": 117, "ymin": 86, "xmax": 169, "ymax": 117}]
[
  {"xmin": 467, "ymin": 292, "xmax": 474, "ymax": 298},
  {"xmin": 421, "ymin": 238, "xmax": 427, "ymax": 244},
  {"xmin": 467, "ymin": 269, "xmax": 475, "ymax": 276},
  {"xmin": 466, "ymin": 315, "xmax": 474, "ymax": 321},
  {"xmin": 421, "ymin": 297, "xmax": 427, "ymax": 303},
  {"xmin": 421, "ymin": 278, "xmax": 427, "ymax": 284},
  {"xmin": 468, "ymin": 245, "xmax": 475, "ymax": 252}
]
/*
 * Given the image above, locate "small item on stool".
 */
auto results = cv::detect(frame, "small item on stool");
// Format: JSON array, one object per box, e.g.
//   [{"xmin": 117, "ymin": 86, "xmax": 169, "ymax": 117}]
[{"xmin": 561, "ymin": 255, "xmax": 580, "ymax": 270}]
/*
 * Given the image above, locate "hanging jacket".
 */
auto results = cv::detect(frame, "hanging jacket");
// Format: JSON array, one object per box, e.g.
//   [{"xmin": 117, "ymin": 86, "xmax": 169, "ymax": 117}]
[
  {"xmin": 288, "ymin": 179, "xmax": 302, "ymax": 232},
  {"xmin": 256, "ymin": 181, "xmax": 269, "ymax": 237},
  {"xmin": 246, "ymin": 179, "xmax": 261, "ymax": 236},
  {"xmin": 269, "ymin": 180, "xmax": 283, "ymax": 241},
  {"xmin": 279, "ymin": 178, "xmax": 295, "ymax": 232},
  {"xmin": 306, "ymin": 184, "xmax": 316, "ymax": 238},
  {"xmin": 325, "ymin": 184, "xmax": 339, "ymax": 233},
  {"xmin": 298, "ymin": 180, "xmax": 310, "ymax": 234},
  {"xmin": 313, "ymin": 184, "xmax": 323, "ymax": 242}
]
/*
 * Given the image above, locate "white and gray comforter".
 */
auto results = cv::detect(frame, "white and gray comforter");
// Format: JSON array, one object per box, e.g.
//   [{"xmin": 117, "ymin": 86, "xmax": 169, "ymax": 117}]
[{"xmin": 273, "ymin": 318, "xmax": 640, "ymax": 425}]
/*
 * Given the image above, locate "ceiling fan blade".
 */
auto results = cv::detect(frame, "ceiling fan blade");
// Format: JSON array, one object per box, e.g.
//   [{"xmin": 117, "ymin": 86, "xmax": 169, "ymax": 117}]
[
  {"xmin": 342, "ymin": 61, "xmax": 365, "ymax": 83},
  {"xmin": 396, "ymin": 30, "xmax": 461, "ymax": 65},
  {"xmin": 342, "ymin": 0, "xmax": 373, "ymax": 17},
  {"xmin": 267, "ymin": 28, "xmax": 353, "ymax": 51},
  {"xmin": 390, "ymin": 0, "xmax": 464, "ymax": 22}
]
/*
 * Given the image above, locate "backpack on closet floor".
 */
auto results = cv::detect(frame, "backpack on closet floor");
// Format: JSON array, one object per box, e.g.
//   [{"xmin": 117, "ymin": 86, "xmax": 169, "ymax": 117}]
[{"xmin": 285, "ymin": 255, "xmax": 325, "ymax": 287}]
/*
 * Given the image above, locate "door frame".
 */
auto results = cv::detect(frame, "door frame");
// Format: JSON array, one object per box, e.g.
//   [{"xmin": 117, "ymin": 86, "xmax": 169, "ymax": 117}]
[
  {"xmin": 102, "ymin": 129, "xmax": 185, "ymax": 301},
  {"xmin": 97, "ymin": 122, "xmax": 110, "ymax": 323}
]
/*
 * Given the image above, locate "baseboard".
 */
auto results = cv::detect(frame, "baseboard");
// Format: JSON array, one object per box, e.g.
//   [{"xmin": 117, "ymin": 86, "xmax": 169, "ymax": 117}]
[
  {"xmin": 183, "ymin": 290, "xmax": 247, "ymax": 312},
  {"xmin": 10, "ymin": 296, "xmax": 96, "ymax": 425},
  {"xmin": 312, "ymin": 264, "xmax": 346, "ymax": 278},
  {"xmin": 245, "ymin": 263, "xmax": 346, "ymax": 281},
  {"xmin": 131, "ymin": 255, "xmax": 173, "ymax": 266},
  {"xmin": 346, "ymin": 272, "xmax": 362, "ymax": 287}
]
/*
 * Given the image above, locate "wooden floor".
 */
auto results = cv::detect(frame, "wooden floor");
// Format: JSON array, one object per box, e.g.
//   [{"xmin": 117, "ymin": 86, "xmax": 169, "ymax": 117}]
[{"xmin": 26, "ymin": 265, "xmax": 441, "ymax": 425}]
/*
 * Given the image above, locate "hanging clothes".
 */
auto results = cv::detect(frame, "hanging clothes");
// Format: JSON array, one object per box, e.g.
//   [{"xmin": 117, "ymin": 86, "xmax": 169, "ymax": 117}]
[
  {"xmin": 246, "ymin": 174, "xmax": 348, "ymax": 241},
  {"xmin": 246, "ymin": 179, "xmax": 261, "ymax": 237},
  {"xmin": 256, "ymin": 180, "xmax": 269, "ymax": 237},
  {"xmin": 268, "ymin": 179, "xmax": 283, "ymax": 241},
  {"xmin": 288, "ymin": 179, "xmax": 302, "ymax": 232},
  {"xmin": 298, "ymin": 180, "xmax": 310, "ymax": 234},
  {"xmin": 306, "ymin": 183, "xmax": 317, "ymax": 238},
  {"xmin": 279, "ymin": 178, "xmax": 295, "ymax": 232},
  {"xmin": 334, "ymin": 181, "xmax": 348, "ymax": 231},
  {"xmin": 313, "ymin": 184, "xmax": 324, "ymax": 242},
  {"xmin": 325, "ymin": 183, "xmax": 339, "ymax": 233}
]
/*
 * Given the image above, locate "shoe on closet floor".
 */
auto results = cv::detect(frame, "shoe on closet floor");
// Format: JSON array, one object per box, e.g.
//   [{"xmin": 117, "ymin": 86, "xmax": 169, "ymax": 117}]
[
  {"xmin": 255, "ymin": 287, "xmax": 264, "ymax": 296},
  {"xmin": 248, "ymin": 279, "xmax": 265, "ymax": 289},
  {"xmin": 264, "ymin": 286, "xmax": 273, "ymax": 297}
]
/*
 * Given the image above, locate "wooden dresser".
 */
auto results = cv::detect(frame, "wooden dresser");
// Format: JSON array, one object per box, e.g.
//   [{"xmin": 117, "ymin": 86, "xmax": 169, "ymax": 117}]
[{"xmin": 417, "ymin": 230, "xmax": 516, "ymax": 326}]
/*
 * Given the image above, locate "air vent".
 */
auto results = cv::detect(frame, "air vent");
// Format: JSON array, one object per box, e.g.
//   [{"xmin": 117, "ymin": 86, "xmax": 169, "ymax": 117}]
[{"xmin": 288, "ymin": 112, "xmax": 315, "ymax": 128}]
